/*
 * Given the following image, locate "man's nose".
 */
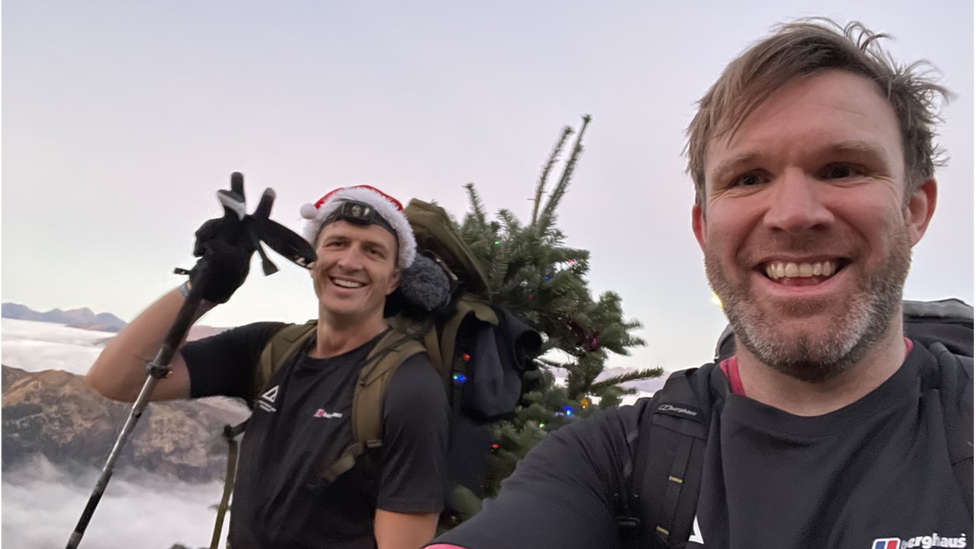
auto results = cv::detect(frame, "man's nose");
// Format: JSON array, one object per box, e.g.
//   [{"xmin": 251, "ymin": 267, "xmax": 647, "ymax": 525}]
[
  {"xmin": 763, "ymin": 169, "xmax": 834, "ymax": 233},
  {"xmin": 335, "ymin": 246, "xmax": 364, "ymax": 269}
]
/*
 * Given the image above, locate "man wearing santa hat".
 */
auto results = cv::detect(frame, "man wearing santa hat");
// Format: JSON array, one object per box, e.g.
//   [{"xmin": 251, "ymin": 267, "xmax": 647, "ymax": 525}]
[{"xmin": 86, "ymin": 184, "xmax": 449, "ymax": 549}]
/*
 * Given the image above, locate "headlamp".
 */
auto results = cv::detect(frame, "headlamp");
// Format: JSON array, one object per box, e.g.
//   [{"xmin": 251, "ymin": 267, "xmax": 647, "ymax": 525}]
[{"xmin": 323, "ymin": 200, "xmax": 397, "ymax": 237}]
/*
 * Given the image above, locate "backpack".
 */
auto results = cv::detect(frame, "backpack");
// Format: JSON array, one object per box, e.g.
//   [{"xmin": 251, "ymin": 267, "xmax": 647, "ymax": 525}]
[
  {"xmin": 209, "ymin": 199, "xmax": 542, "ymax": 548},
  {"xmin": 616, "ymin": 298, "xmax": 975, "ymax": 548}
]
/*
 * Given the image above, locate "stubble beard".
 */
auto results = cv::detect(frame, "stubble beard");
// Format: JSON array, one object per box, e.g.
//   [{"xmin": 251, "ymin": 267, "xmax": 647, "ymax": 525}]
[{"xmin": 705, "ymin": 229, "xmax": 912, "ymax": 383}]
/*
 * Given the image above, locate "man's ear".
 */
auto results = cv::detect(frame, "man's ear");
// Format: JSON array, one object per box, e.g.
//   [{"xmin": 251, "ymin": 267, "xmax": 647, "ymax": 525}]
[
  {"xmin": 692, "ymin": 204, "xmax": 707, "ymax": 251},
  {"xmin": 906, "ymin": 179, "xmax": 937, "ymax": 246},
  {"xmin": 386, "ymin": 267, "xmax": 403, "ymax": 295}
]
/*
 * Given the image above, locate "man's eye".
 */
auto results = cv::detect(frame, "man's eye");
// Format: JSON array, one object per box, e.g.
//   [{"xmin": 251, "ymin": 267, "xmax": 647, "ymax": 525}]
[
  {"xmin": 733, "ymin": 173, "xmax": 764, "ymax": 187},
  {"xmin": 821, "ymin": 164, "xmax": 858, "ymax": 179}
]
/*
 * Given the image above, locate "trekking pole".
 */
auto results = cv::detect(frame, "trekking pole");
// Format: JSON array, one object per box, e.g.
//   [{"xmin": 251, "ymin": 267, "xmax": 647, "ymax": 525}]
[
  {"xmin": 65, "ymin": 291, "xmax": 204, "ymax": 549},
  {"xmin": 64, "ymin": 173, "xmax": 315, "ymax": 549}
]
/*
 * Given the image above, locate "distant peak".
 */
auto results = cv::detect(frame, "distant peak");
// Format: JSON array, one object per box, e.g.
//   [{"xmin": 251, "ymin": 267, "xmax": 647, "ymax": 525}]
[{"xmin": 2, "ymin": 303, "xmax": 126, "ymax": 331}]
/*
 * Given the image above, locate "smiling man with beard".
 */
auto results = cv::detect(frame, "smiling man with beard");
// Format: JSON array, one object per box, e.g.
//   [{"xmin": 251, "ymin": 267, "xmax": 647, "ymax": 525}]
[
  {"xmin": 428, "ymin": 18, "xmax": 972, "ymax": 549},
  {"xmin": 87, "ymin": 185, "xmax": 449, "ymax": 549},
  {"xmin": 694, "ymin": 68, "xmax": 927, "ymax": 405}
]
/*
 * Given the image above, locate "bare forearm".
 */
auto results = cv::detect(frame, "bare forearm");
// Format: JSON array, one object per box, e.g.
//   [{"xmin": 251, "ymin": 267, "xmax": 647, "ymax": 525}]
[
  {"xmin": 85, "ymin": 286, "xmax": 212, "ymax": 401},
  {"xmin": 374, "ymin": 509, "xmax": 438, "ymax": 549}
]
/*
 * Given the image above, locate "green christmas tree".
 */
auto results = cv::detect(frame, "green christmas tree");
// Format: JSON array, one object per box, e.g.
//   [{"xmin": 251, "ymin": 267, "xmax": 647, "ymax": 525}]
[{"xmin": 447, "ymin": 116, "xmax": 663, "ymax": 522}]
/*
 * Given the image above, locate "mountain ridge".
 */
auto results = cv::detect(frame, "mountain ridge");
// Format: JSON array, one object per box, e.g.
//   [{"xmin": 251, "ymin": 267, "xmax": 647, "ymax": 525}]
[
  {"xmin": 2, "ymin": 302, "xmax": 127, "ymax": 332},
  {"xmin": 2, "ymin": 303, "xmax": 232, "ymax": 341}
]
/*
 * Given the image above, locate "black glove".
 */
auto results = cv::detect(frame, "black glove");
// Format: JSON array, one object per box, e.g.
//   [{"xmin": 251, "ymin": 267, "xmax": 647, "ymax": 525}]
[{"xmin": 187, "ymin": 176, "xmax": 257, "ymax": 303}]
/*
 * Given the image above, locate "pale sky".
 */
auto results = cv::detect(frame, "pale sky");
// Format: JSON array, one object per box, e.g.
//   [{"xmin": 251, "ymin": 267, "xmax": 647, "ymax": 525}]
[{"xmin": 3, "ymin": 1, "xmax": 973, "ymax": 373}]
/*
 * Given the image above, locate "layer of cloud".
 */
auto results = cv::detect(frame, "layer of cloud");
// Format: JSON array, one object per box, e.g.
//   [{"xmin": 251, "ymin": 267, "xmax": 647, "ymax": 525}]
[
  {"xmin": 3, "ymin": 456, "xmax": 226, "ymax": 549},
  {"xmin": 2, "ymin": 319, "xmax": 113, "ymax": 375}
]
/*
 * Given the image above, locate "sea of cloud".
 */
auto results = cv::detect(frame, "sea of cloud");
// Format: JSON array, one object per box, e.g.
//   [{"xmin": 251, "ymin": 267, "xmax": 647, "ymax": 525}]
[
  {"xmin": 1, "ymin": 319, "xmax": 229, "ymax": 548},
  {"xmin": 1, "ymin": 318, "xmax": 114, "ymax": 376},
  {"xmin": 3, "ymin": 456, "xmax": 226, "ymax": 549}
]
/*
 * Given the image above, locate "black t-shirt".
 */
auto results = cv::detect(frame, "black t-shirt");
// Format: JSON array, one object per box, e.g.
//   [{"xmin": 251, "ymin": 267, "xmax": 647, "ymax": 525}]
[
  {"xmin": 183, "ymin": 322, "xmax": 450, "ymax": 549},
  {"xmin": 433, "ymin": 341, "xmax": 973, "ymax": 549}
]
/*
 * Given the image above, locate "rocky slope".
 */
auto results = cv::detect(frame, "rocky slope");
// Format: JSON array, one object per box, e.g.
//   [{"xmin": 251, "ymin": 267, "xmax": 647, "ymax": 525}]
[{"xmin": 2, "ymin": 365, "xmax": 250, "ymax": 483}]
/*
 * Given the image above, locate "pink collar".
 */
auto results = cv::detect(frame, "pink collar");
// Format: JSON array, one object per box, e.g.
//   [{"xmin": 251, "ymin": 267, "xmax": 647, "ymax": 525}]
[{"xmin": 719, "ymin": 338, "xmax": 914, "ymax": 396}]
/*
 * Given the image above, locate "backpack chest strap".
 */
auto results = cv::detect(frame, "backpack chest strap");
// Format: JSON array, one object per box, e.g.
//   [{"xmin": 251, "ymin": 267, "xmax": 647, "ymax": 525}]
[{"xmin": 320, "ymin": 440, "xmax": 385, "ymax": 483}]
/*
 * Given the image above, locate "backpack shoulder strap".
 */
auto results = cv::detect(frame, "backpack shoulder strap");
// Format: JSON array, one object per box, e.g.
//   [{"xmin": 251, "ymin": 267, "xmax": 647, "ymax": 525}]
[
  {"xmin": 254, "ymin": 320, "xmax": 317, "ymax": 401},
  {"xmin": 319, "ymin": 327, "xmax": 426, "ymax": 482},
  {"xmin": 924, "ymin": 343, "xmax": 974, "ymax": 517},
  {"xmin": 210, "ymin": 320, "xmax": 316, "ymax": 549},
  {"xmin": 953, "ymin": 355, "xmax": 974, "ymax": 517},
  {"xmin": 620, "ymin": 363, "xmax": 720, "ymax": 549}
]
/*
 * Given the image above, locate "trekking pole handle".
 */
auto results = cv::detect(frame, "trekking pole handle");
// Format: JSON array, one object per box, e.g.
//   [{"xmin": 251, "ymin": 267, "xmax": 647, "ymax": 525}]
[{"xmin": 65, "ymin": 293, "xmax": 204, "ymax": 549}]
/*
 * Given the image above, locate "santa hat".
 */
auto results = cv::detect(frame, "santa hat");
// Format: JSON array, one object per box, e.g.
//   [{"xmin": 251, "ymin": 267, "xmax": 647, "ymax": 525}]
[{"xmin": 299, "ymin": 185, "xmax": 417, "ymax": 269}]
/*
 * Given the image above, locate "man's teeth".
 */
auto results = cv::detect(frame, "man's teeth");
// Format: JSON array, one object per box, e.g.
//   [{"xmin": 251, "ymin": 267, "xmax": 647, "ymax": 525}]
[
  {"xmin": 332, "ymin": 278, "xmax": 365, "ymax": 289},
  {"xmin": 765, "ymin": 261, "xmax": 835, "ymax": 280}
]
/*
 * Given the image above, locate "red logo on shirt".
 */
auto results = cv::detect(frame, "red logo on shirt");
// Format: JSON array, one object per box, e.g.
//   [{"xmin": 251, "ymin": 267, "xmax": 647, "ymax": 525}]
[{"xmin": 314, "ymin": 409, "xmax": 342, "ymax": 419}]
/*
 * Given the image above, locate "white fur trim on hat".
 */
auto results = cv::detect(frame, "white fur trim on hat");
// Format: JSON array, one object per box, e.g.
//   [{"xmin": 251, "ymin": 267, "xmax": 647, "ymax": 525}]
[{"xmin": 300, "ymin": 186, "xmax": 417, "ymax": 269}]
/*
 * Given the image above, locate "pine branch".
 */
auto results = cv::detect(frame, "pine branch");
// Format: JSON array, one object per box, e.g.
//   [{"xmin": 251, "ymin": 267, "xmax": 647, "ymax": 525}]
[
  {"xmin": 464, "ymin": 182, "xmax": 488, "ymax": 228},
  {"xmin": 488, "ymin": 242, "xmax": 512, "ymax": 296},
  {"xmin": 497, "ymin": 209, "xmax": 523, "ymax": 235},
  {"xmin": 537, "ymin": 115, "xmax": 592, "ymax": 233},
  {"xmin": 531, "ymin": 126, "xmax": 574, "ymax": 226},
  {"xmin": 534, "ymin": 356, "xmax": 572, "ymax": 369},
  {"xmin": 589, "ymin": 367, "xmax": 665, "ymax": 392}
]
